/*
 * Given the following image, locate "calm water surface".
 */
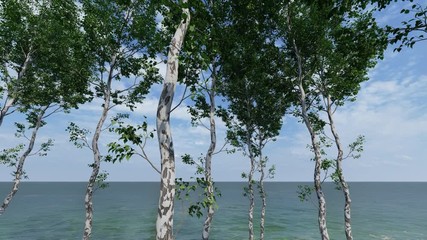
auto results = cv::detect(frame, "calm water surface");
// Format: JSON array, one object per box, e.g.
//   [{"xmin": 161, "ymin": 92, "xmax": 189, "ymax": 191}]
[{"xmin": 0, "ymin": 182, "xmax": 425, "ymax": 239}]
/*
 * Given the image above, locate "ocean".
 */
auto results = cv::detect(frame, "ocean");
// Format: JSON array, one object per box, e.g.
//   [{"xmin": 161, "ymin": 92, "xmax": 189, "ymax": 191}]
[{"xmin": 0, "ymin": 182, "xmax": 425, "ymax": 240}]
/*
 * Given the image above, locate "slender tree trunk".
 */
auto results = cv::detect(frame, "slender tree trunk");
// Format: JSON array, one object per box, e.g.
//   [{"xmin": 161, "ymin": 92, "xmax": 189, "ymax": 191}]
[
  {"xmin": 155, "ymin": 3, "xmax": 190, "ymax": 240},
  {"xmin": 82, "ymin": 55, "xmax": 115, "ymax": 240},
  {"xmin": 243, "ymin": 83, "xmax": 255, "ymax": 240},
  {"xmin": 288, "ymin": 10, "xmax": 330, "ymax": 239},
  {"xmin": 0, "ymin": 48, "xmax": 32, "ymax": 127},
  {"xmin": 326, "ymin": 95, "xmax": 353, "ymax": 240},
  {"xmin": 247, "ymin": 152, "xmax": 255, "ymax": 240},
  {"xmin": 0, "ymin": 106, "xmax": 47, "ymax": 215},
  {"xmin": 0, "ymin": 97, "xmax": 15, "ymax": 127},
  {"xmin": 202, "ymin": 72, "xmax": 217, "ymax": 240},
  {"xmin": 259, "ymin": 152, "xmax": 266, "ymax": 240},
  {"xmin": 297, "ymin": 63, "xmax": 330, "ymax": 240}
]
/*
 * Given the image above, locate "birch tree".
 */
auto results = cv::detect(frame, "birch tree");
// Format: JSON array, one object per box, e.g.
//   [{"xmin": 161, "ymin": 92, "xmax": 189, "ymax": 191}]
[
  {"xmin": 74, "ymin": 1, "xmax": 160, "ymax": 239},
  {"xmin": 218, "ymin": 2, "xmax": 289, "ymax": 239},
  {"xmin": 0, "ymin": 0, "xmax": 92, "ymax": 215},
  {"xmin": 174, "ymin": 1, "xmax": 230, "ymax": 238},
  {"xmin": 277, "ymin": 2, "xmax": 386, "ymax": 239},
  {"xmin": 155, "ymin": 1, "xmax": 190, "ymax": 239},
  {"xmin": 385, "ymin": 1, "xmax": 427, "ymax": 51},
  {"xmin": 0, "ymin": 105, "xmax": 55, "ymax": 215},
  {"xmin": 0, "ymin": 0, "xmax": 91, "ymax": 127}
]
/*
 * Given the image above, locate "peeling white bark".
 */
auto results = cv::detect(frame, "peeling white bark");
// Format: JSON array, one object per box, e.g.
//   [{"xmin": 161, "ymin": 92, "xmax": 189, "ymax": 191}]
[
  {"xmin": 298, "ymin": 64, "xmax": 330, "ymax": 240},
  {"xmin": 0, "ymin": 105, "xmax": 48, "ymax": 215},
  {"xmin": 155, "ymin": 3, "xmax": 190, "ymax": 240},
  {"xmin": 0, "ymin": 47, "xmax": 32, "ymax": 127},
  {"xmin": 202, "ymin": 73, "xmax": 217, "ymax": 240},
  {"xmin": 287, "ymin": 11, "xmax": 330, "ymax": 240},
  {"xmin": 246, "ymin": 127, "xmax": 255, "ymax": 240},
  {"xmin": 259, "ymin": 150, "xmax": 266, "ymax": 240},
  {"xmin": 82, "ymin": 55, "xmax": 116, "ymax": 240},
  {"xmin": 326, "ymin": 94, "xmax": 353, "ymax": 240}
]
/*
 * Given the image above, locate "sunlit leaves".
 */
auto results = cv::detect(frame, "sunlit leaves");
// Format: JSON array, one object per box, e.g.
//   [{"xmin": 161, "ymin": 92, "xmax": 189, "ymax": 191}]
[
  {"xmin": 0, "ymin": 0, "xmax": 93, "ymax": 110},
  {"xmin": 106, "ymin": 115, "xmax": 154, "ymax": 164},
  {"xmin": 67, "ymin": 122, "xmax": 91, "ymax": 149},
  {"xmin": 0, "ymin": 144, "xmax": 24, "ymax": 167},
  {"xmin": 386, "ymin": 2, "xmax": 427, "ymax": 51}
]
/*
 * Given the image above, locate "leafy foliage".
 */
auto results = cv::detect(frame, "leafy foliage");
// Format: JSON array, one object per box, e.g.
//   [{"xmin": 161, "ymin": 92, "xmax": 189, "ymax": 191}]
[
  {"xmin": 297, "ymin": 185, "xmax": 314, "ymax": 202},
  {"xmin": 67, "ymin": 122, "xmax": 91, "ymax": 149},
  {"xmin": 106, "ymin": 115, "xmax": 155, "ymax": 165},
  {"xmin": 386, "ymin": 2, "xmax": 427, "ymax": 51},
  {"xmin": 0, "ymin": 0, "xmax": 93, "ymax": 109},
  {"xmin": 0, "ymin": 144, "xmax": 24, "ymax": 167},
  {"xmin": 175, "ymin": 154, "xmax": 221, "ymax": 219}
]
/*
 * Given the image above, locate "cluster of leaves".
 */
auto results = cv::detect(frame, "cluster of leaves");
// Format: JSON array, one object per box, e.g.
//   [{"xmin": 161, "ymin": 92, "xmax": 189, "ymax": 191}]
[
  {"xmin": 0, "ymin": 144, "xmax": 24, "ymax": 168},
  {"xmin": 386, "ymin": 2, "xmax": 427, "ymax": 51},
  {"xmin": 297, "ymin": 185, "xmax": 314, "ymax": 202},
  {"xmin": 94, "ymin": 171, "xmax": 109, "ymax": 191},
  {"xmin": 175, "ymin": 154, "xmax": 221, "ymax": 218},
  {"xmin": 305, "ymin": 133, "xmax": 366, "ymax": 190},
  {"xmin": 106, "ymin": 114, "xmax": 155, "ymax": 164},
  {"xmin": 0, "ymin": 0, "xmax": 93, "ymax": 109},
  {"xmin": 66, "ymin": 122, "xmax": 91, "ymax": 149}
]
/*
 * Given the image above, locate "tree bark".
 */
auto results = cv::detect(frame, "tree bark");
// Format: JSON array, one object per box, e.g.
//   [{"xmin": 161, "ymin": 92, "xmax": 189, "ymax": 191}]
[
  {"xmin": 247, "ymin": 151, "xmax": 255, "ymax": 240},
  {"xmin": 288, "ymin": 11, "xmax": 330, "ymax": 240},
  {"xmin": 326, "ymin": 94, "xmax": 353, "ymax": 240},
  {"xmin": 202, "ymin": 72, "xmax": 217, "ymax": 240},
  {"xmin": 0, "ymin": 98, "xmax": 15, "ymax": 127},
  {"xmin": 243, "ymin": 83, "xmax": 255, "ymax": 240},
  {"xmin": 82, "ymin": 55, "xmax": 115, "ymax": 240},
  {"xmin": 0, "ymin": 105, "xmax": 48, "ymax": 215},
  {"xmin": 155, "ymin": 2, "xmax": 190, "ymax": 239},
  {"xmin": 0, "ymin": 48, "xmax": 32, "ymax": 127},
  {"xmin": 259, "ymin": 147, "xmax": 266, "ymax": 240},
  {"xmin": 297, "ymin": 59, "xmax": 330, "ymax": 240}
]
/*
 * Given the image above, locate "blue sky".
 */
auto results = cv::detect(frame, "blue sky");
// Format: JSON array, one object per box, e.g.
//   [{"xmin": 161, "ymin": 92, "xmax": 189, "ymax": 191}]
[{"xmin": 1, "ymin": 2, "xmax": 426, "ymax": 182}]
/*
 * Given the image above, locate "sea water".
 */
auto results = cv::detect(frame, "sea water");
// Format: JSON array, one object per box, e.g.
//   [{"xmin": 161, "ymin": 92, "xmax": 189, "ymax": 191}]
[{"xmin": 0, "ymin": 182, "xmax": 425, "ymax": 240}]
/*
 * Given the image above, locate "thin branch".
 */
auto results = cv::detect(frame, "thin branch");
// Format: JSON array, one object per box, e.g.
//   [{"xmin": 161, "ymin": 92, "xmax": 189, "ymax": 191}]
[
  {"xmin": 134, "ymin": 151, "xmax": 161, "ymax": 174},
  {"xmin": 43, "ymin": 105, "xmax": 62, "ymax": 119},
  {"xmin": 212, "ymin": 140, "xmax": 229, "ymax": 155},
  {"xmin": 197, "ymin": 118, "xmax": 210, "ymax": 131},
  {"xmin": 170, "ymin": 85, "xmax": 190, "ymax": 113}
]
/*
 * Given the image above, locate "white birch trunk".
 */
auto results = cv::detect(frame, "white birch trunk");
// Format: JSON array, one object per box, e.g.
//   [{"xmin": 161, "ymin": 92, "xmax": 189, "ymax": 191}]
[
  {"xmin": 0, "ymin": 98, "xmax": 15, "ymax": 127},
  {"xmin": 246, "ymin": 126, "xmax": 255, "ymax": 240},
  {"xmin": 287, "ymin": 11, "xmax": 330, "ymax": 240},
  {"xmin": 247, "ymin": 154, "xmax": 255, "ymax": 240},
  {"xmin": 326, "ymin": 95, "xmax": 353, "ymax": 240},
  {"xmin": 259, "ymin": 151, "xmax": 266, "ymax": 240},
  {"xmin": 0, "ymin": 48, "xmax": 32, "ymax": 127},
  {"xmin": 0, "ymin": 106, "xmax": 48, "ymax": 215},
  {"xmin": 243, "ymin": 83, "xmax": 255, "ymax": 240},
  {"xmin": 202, "ymin": 74, "xmax": 217, "ymax": 240},
  {"xmin": 155, "ymin": 3, "xmax": 190, "ymax": 239},
  {"xmin": 299, "ymin": 81, "xmax": 329, "ymax": 240},
  {"xmin": 82, "ymin": 55, "xmax": 115, "ymax": 240},
  {"xmin": 297, "ymin": 64, "xmax": 330, "ymax": 240}
]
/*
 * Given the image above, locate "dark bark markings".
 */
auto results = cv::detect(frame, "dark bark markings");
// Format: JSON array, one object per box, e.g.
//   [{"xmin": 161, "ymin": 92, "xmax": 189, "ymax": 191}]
[{"xmin": 156, "ymin": 3, "xmax": 190, "ymax": 239}]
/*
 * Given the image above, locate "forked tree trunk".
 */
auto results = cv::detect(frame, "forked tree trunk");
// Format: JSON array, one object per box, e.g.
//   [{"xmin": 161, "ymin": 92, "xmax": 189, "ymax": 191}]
[
  {"xmin": 288, "ymin": 11, "xmax": 330, "ymax": 240},
  {"xmin": 243, "ymin": 90, "xmax": 256, "ymax": 240},
  {"xmin": 297, "ymin": 62, "xmax": 330, "ymax": 240},
  {"xmin": 82, "ymin": 55, "xmax": 115, "ymax": 240},
  {"xmin": 326, "ymin": 94, "xmax": 353, "ymax": 240},
  {"xmin": 0, "ymin": 48, "xmax": 32, "ymax": 127},
  {"xmin": 0, "ymin": 105, "xmax": 47, "ymax": 215},
  {"xmin": 155, "ymin": 3, "xmax": 190, "ymax": 240},
  {"xmin": 0, "ymin": 98, "xmax": 15, "ymax": 127},
  {"xmin": 202, "ymin": 73, "xmax": 217, "ymax": 240}
]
